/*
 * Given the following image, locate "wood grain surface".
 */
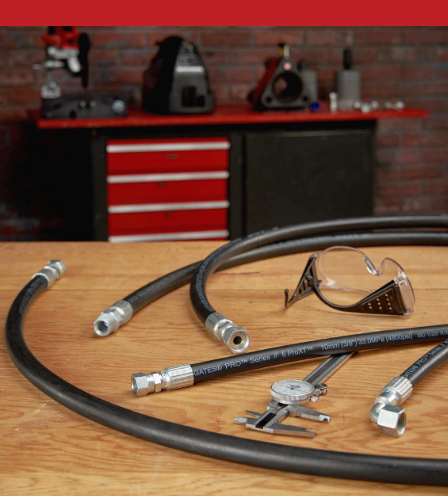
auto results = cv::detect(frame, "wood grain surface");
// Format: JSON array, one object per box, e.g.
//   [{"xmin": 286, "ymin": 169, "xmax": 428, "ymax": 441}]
[{"xmin": 1, "ymin": 242, "xmax": 448, "ymax": 495}]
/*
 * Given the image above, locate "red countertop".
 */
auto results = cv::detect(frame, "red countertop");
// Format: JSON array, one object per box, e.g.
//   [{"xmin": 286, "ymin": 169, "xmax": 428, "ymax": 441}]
[{"xmin": 28, "ymin": 104, "xmax": 429, "ymax": 130}]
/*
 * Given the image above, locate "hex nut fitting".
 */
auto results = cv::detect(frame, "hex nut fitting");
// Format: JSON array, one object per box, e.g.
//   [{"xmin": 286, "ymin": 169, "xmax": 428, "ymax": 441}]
[
  {"xmin": 32, "ymin": 260, "xmax": 66, "ymax": 288},
  {"xmin": 93, "ymin": 300, "xmax": 133, "ymax": 337},
  {"xmin": 377, "ymin": 405, "xmax": 407, "ymax": 438},
  {"xmin": 205, "ymin": 312, "xmax": 251, "ymax": 354},
  {"xmin": 131, "ymin": 365, "xmax": 193, "ymax": 397},
  {"xmin": 370, "ymin": 376, "xmax": 413, "ymax": 438}
]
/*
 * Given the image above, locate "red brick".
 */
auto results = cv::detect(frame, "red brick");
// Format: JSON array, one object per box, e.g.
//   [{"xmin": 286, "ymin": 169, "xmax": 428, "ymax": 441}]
[
  {"xmin": 424, "ymin": 115, "xmax": 448, "ymax": 130},
  {"xmin": 374, "ymin": 199, "xmax": 401, "ymax": 215},
  {"xmin": 202, "ymin": 31, "xmax": 251, "ymax": 47},
  {"xmin": 208, "ymin": 67, "xmax": 253, "ymax": 85},
  {"xmin": 24, "ymin": 31, "xmax": 46, "ymax": 49},
  {"xmin": 0, "ymin": 90, "xmax": 6, "ymax": 106},
  {"xmin": 107, "ymin": 69, "xmax": 143, "ymax": 85},
  {"xmin": 0, "ymin": 108, "xmax": 28, "ymax": 122},
  {"xmin": 356, "ymin": 31, "xmax": 402, "ymax": 45},
  {"xmin": 376, "ymin": 182, "xmax": 421, "ymax": 198},
  {"xmin": 121, "ymin": 50, "xmax": 155, "ymax": 67},
  {"xmin": 316, "ymin": 68, "xmax": 335, "ymax": 82},
  {"xmin": 393, "ymin": 149, "xmax": 421, "ymax": 164},
  {"xmin": 355, "ymin": 48, "xmax": 379, "ymax": 64},
  {"xmin": 376, "ymin": 134, "xmax": 400, "ymax": 148},
  {"xmin": 376, "ymin": 167, "xmax": 400, "ymax": 181},
  {"xmin": 92, "ymin": 32, "xmax": 146, "ymax": 49},
  {"xmin": 360, "ymin": 65, "xmax": 401, "ymax": 80},
  {"xmin": 7, "ymin": 50, "xmax": 44, "ymax": 67},
  {"xmin": 0, "ymin": 70, "xmax": 34, "ymax": 87},
  {"xmin": 402, "ymin": 65, "xmax": 440, "ymax": 80},
  {"xmin": 376, "ymin": 149, "xmax": 394, "ymax": 163},
  {"xmin": 0, "ymin": 33, "xmax": 18, "ymax": 49},
  {"xmin": 306, "ymin": 29, "xmax": 353, "ymax": 46},
  {"xmin": 404, "ymin": 82, "xmax": 448, "ymax": 96},
  {"xmin": 422, "ymin": 181, "xmax": 448, "ymax": 195},
  {"xmin": 8, "ymin": 88, "xmax": 40, "ymax": 105},
  {"xmin": 403, "ymin": 30, "xmax": 448, "ymax": 45},
  {"xmin": 403, "ymin": 131, "xmax": 448, "ymax": 147},
  {"xmin": 389, "ymin": 47, "xmax": 425, "ymax": 62},
  {"xmin": 201, "ymin": 50, "xmax": 227, "ymax": 67},
  {"xmin": 291, "ymin": 48, "xmax": 341, "ymax": 65},
  {"xmin": 362, "ymin": 82, "xmax": 403, "ymax": 99},
  {"xmin": 405, "ymin": 97, "xmax": 447, "ymax": 113},
  {"xmin": 423, "ymin": 149, "xmax": 448, "ymax": 163},
  {"xmin": 90, "ymin": 49, "xmax": 121, "ymax": 66},
  {"xmin": 254, "ymin": 29, "xmax": 303, "ymax": 46},
  {"xmin": 377, "ymin": 118, "xmax": 422, "ymax": 133},
  {"xmin": 227, "ymin": 49, "xmax": 278, "ymax": 66},
  {"xmin": 427, "ymin": 47, "xmax": 448, "ymax": 62},
  {"xmin": 0, "ymin": 52, "xmax": 5, "ymax": 69},
  {"xmin": 402, "ymin": 165, "xmax": 446, "ymax": 180},
  {"xmin": 401, "ymin": 197, "xmax": 448, "ymax": 214},
  {"xmin": 229, "ymin": 84, "xmax": 252, "ymax": 102},
  {"xmin": 212, "ymin": 85, "xmax": 230, "ymax": 103}
]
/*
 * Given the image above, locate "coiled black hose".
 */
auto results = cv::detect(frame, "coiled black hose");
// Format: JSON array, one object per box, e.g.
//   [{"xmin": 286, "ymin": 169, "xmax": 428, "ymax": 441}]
[
  {"xmin": 190, "ymin": 215, "xmax": 448, "ymax": 324},
  {"xmin": 5, "ymin": 274, "xmax": 448, "ymax": 486},
  {"xmin": 5, "ymin": 218, "xmax": 448, "ymax": 485}
]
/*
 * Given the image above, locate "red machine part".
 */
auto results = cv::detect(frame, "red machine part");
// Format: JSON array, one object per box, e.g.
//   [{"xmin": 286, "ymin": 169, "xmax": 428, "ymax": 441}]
[{"xmin": 42, "ymin": 27, "xmax": 80, "ymax": 49}]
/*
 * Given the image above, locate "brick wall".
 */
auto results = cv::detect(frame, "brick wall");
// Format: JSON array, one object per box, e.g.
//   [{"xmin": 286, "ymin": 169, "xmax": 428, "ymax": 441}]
[{"xmin": 1, "ymin": 26, "xmax": 447, "ymax": 239}]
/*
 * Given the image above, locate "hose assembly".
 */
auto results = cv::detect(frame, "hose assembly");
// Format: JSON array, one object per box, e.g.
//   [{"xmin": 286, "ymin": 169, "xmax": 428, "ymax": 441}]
[{"xmin": 6, "ymin": 215, "xmax": 448, "ymax": 486}]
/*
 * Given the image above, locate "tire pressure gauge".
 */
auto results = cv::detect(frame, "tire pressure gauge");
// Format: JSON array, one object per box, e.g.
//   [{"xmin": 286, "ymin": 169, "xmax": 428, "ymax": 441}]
[{"xmin": 270, "ymin": 379, "xmax": 317, "ymax": 405}]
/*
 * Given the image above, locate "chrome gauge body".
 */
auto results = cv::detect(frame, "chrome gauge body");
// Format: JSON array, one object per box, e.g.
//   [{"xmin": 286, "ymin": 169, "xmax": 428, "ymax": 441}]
[{"xmin": 270, "ymin": 379, "xmax": 315, "ymax": 404}]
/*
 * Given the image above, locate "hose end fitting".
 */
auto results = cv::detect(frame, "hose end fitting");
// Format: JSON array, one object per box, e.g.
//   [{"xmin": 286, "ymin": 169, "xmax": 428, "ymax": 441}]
[
  {"xmin": 132, "ymin": 364, "xmax": 194, "ymax": 397},
  {"xmin": 370, "ymin": 376, "xmax": 413, "ymax": 437},
  {"xmin": 93, "ymin": 300, "xmax": 133, "ymax": 337},
  {"xmin": 205, "ymin": 312, "xmax": 251, "ymax": 354},
  {"xmin": 32, "ymin": 260, "xmax": 66, "ymax": 288}
]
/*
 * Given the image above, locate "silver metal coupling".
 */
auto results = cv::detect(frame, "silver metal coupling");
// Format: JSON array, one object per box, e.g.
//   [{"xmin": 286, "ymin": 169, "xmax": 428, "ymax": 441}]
[
  {"xmin": 370, "ymin": 376, "xmax": 413, "ymax": 438},
  {"xmin": 32, "ymin": 260, "xmax": 66, "ymax": 288},
  {"xmin": 205, "ymin": 312, "xmax": 251, "ymax": 354},
  {"xmin": 93, "ymin": 300, "xmax": 133, "ymax": 337},
  {"xmin": 131, "ymin": 364, "xmax": 194, "ymax": 397}
]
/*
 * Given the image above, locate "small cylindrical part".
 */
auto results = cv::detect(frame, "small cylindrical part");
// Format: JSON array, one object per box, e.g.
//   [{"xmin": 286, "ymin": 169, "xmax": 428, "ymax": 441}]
[
  {"xmin": 336, "ymin": 49, "xmax": 361, "ymax": 112},
  {"xmin": 131, "ymin": 364, "xmax": 194, "ymax": 397},
  {"xmin": 93, "ymin": 300, "xmax": 133, "ymax": 337},
  {"xmin": 32, "ymin": 260, "xmax": 66, "ymax": 287},
  {"xmin": 205, "ymin": 312, "xmax": 251, "ymax": 354}
]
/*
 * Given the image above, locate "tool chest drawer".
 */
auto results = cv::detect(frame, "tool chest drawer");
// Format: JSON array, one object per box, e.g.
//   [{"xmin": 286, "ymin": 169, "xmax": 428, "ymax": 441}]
[
  {"xmin": 108, "ymin": 207, "xmax": 228, "ymax": 239},
  {"xmin": 106, "ymin": 137, "xmax": 230, "ymax": 174},
  {"xmin": 107, "ymin": 173, "xmax": 229, "ymax": 205}
]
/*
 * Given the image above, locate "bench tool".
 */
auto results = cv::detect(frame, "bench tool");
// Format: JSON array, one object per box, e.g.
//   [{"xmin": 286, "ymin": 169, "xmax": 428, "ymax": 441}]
[{"xmin": 233, "ymin": 352, "xmax": 353, "ymax": 437}]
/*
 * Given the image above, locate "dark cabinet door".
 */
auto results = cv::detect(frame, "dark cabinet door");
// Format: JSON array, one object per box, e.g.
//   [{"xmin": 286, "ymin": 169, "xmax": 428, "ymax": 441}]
[{"xmin": 244, "ymin": 129, "xmax": 375, "ymax": 234}]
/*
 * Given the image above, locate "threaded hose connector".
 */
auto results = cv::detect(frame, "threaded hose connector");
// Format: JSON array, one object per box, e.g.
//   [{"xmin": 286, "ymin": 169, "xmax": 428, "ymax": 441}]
[
  {"xmin": 32, "ymin": 260, "xmax": 66, "ymax": 288},
  {"xmin": 205, "ymin": 312, "xmax": 251, "ymax": 354},
  {"xmin": 93, "ymin": 300, "xmax": 133, "ymax": 337},
  {"xmin": 131, "ymin": 364, "xmax": 194, "ymax": 397}
]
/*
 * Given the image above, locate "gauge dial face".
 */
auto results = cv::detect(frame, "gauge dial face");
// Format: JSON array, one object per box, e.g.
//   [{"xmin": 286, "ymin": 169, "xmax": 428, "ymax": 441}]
[{"xmin": 270, "ymin": 379, "xmax": 314, "ymax": 404}]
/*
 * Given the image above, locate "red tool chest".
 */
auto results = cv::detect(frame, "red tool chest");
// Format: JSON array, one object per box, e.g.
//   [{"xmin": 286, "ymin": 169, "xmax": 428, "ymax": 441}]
[{"xmin": 106, "ymin": 137, "xmax": 230, "ymax": 242}]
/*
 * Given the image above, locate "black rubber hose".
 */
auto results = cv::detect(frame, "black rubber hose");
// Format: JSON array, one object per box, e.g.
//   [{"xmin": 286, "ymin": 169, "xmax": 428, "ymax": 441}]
[
  {"xmin": 6, "ymin": 275, "xmax": 448, "ymax": 486},
  {"xmin": 402, "ymin": 338, "xmax": 448, "ymax": 385},
  {"xmin": 190, "ymin": 326, "xmax": 448, "ymax": 383},
  {"xmin": 190, "ymin": 215, "xmax": 448, "ymax": 323},
  {"xmin": 125, "ymin": 230, "xmax": 448, "ymax": 314}
]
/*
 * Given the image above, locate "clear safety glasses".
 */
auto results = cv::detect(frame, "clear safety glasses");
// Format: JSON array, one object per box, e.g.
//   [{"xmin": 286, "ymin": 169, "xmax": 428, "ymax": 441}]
[{"xmin": 285, "ymin": 246, "xmax": 415, "ymax": 316}]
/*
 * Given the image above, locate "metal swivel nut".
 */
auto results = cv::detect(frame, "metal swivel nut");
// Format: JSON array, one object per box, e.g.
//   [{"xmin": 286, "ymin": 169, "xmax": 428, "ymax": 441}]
[
  {"xmin": 132, "ymin": 364, "xmax": 194, "ymax": 397},
  {"xmin": 93, "ymin": 300, "xmax": 133, "ymax": 337},
  {"xmin": 205, "ymin": 312, "xmax": 251, "ymax": 354},
  {"xmin": 32, "ymin": 260, "xmax": 66, "ymax": 287},
  {"xmin": 370, "ymin": 376, "xmax": 413, "ymax": 438}
]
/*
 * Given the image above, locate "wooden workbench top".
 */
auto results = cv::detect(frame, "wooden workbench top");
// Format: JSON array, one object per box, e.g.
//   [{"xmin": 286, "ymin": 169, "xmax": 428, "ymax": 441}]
[{"xmin": 1, "ymin": 242, "xmax": 448, "ymax": 495}]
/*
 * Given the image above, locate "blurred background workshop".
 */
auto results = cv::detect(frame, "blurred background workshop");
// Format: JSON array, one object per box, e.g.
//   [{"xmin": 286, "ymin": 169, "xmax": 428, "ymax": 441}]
[{"xmin": 0, "ymin": 26, "xmax": 446, "ymax": 242}]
